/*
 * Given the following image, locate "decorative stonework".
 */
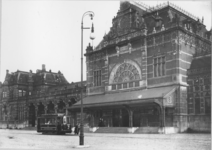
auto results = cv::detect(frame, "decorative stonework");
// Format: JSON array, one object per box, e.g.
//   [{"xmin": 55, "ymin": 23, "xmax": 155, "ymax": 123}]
[
  {"xmin": 134, "ymin": 57, "xmax": 142, "ymax": 66},
  {"xmin": 109, "ymin": 63, "xmax": 116, "ymax": 73}
]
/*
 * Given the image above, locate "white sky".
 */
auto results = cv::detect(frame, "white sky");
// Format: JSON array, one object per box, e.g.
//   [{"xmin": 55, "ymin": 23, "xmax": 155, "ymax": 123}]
[{"xmin": 0, "ymin": 0, "xmax": 211, "ymax": 83}]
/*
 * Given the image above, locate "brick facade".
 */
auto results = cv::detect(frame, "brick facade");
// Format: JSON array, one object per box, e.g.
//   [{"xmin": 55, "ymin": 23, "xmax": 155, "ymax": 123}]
[
  {"xmin": 0, "ymin": 65, "xmax": 85, "ymax": 128},
  {"xmin": 73, "ymin": 1, "xmax": 211, "ymax": 133}
]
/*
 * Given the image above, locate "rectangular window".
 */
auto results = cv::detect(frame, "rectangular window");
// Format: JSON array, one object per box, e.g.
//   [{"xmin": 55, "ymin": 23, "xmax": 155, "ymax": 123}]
[
  {"xmin": 94, "ymin": 70, "xmax": 101, "ymax": 86},
  {"xmin": 153, "ymin": 56, "xmax": 166, "ymax": 77},
  {"xmin": 162, "ymin": 56, "xmax": 165, "ymax": 75},
  {"xmin": 188, "ymin": 104, "xmax": 194, "ymax": 114},
  {"xmin": 154, "ymin": 58, "xmax": 157, "ymax": 77},
  {"xmin": 23, "ymin": 91, "xmax": 26, "ymax": 96},
  {"xmin": 205, "ymin": 97, "xmax": 211, "ymax": 114},
  {"xmin": 195, "ymin": 98, "xmax": 200, "ymax": 114},
  {"xmin": 112, "ymin": 85, "xmax": 116, "ymax": 90},
  {"xmin": 19, "ymin": 90, "xmax": 22, "ymax": 97},
  {"xmin": 2, "ymin": 92, "xmax": 7, "ymax": 98},
  {"xmin": 129, "ymin": 82, "xmax": 133, "ymax": 87},
  {"xmin": 158, "ymin": 57, "xmax": 161, "ymax": 76},
  {"xmin": 200, "ymin": 98, "xmax": 205, "ymax": 114},
  {"xmin": 123, "ymin": 83, "xmax": 127, "ymax": 88},
  {"xmin": 117, "ymin": 84, "xmax": 122, "ymax": 89},
  {"xmin": 135, "ymin": 81, "xmax": 139, "ymax": 87}
]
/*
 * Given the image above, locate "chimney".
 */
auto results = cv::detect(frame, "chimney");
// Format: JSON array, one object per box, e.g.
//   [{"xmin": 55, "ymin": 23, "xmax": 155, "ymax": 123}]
[
  {"xmin": 42, "ymin": 64, "xmax": 46, "ymax": 71},
  {"xmin": 86, "ymin": 43, "xmax": 93, "ymax": 53}
]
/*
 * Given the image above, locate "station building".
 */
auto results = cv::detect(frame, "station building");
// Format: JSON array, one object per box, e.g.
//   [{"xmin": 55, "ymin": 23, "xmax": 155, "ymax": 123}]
[
  {"xmin": 71, "ymin": 1, "xmax": 211, "ymax": 133},
  {"xmin": 0, "ymin": 1, "xmax": 210, "ymax": 133}
]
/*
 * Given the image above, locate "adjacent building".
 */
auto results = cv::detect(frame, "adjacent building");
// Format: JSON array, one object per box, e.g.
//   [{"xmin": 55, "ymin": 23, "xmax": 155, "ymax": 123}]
[
  {"xmin": 71, "ymin": 1, "xmax": 211, "ymax": 133},
  {"xmin": 0, "ymin": 65, "xmax": 86, "ymax": 128}
]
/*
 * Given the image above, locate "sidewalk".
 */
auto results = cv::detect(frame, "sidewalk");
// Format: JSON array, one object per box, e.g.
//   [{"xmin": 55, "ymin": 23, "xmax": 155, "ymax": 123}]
[{"xmin": 0, "ymin": 129, "xmax": 210, "ymax": 150}]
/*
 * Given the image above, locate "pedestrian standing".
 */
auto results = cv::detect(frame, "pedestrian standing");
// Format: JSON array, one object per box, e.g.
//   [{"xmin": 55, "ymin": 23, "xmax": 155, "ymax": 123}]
[{"xmin": 74, "ymin": 124, "xmax": 79, "ymax": 135}]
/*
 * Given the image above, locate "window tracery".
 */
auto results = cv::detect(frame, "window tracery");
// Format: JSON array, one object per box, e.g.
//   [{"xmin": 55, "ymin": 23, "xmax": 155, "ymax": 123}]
[{"xmin": 113, "ymin": 62, "xmax": 140, "ymax": 83}]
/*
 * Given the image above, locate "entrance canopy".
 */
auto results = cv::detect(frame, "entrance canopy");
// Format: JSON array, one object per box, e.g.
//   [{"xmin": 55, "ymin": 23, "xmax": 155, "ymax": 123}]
[{"xmin": 71, "ymin": 86, "xmax": 177, "ymax": 109}]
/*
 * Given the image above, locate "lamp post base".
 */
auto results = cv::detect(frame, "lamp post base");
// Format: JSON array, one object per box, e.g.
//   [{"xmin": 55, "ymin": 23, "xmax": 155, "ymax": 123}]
[
  {"xmin": 79, "ymin": 134, "xmax": 84, "ymax": 145},
  {"xmin": 73, "ymin": 145, "xmax": 90, "ymax": 149}
]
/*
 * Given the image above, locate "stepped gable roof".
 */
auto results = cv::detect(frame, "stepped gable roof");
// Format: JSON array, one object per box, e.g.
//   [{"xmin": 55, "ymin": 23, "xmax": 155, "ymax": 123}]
[{"xmin": 93, "ymin": 1, "xmax": 209, "ymax": 52}]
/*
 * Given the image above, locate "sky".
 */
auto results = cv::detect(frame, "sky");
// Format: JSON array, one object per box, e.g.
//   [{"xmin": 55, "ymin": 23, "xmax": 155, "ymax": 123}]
[{"xmin": 0, "ymin": 0, "xmax": 211, "ymax": 83}]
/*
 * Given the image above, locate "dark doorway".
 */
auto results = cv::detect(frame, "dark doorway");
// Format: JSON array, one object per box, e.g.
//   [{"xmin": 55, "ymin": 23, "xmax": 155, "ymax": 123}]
[
  {"xmin": 47, "ymin": 101, "xmax": 55, "ymax": 114},
  {"xmin": 133, "ymin": 110, "xmax": 141, "ymax": 127},
  {"xmin": 29, "ymin": 104, "xmax": 35, "ymax": 127},
  {"xmin": 112, "ymin": 109, "xmax": 120, "ymax": 127},
  {"xmin": 121, "ymin": 109, "xmax": 129, "ymax": 127},
  {"xmin": 58, "ymin": 101, "xmax": 66, "ymax": 113},
  {"xmin": 37, "ymin": 102, "xmax": 45, "ymax": 117}
]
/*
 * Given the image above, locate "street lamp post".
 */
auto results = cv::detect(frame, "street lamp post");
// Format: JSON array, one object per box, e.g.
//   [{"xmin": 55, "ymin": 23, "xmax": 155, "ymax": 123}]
[{"xmin": 80, "ymin": 11, "xmax": 95, "ymax": 146}]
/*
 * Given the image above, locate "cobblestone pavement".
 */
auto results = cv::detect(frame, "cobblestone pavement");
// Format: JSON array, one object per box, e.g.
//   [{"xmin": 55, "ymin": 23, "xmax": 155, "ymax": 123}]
[{"xmin": 0, "ymin": 129, "xmax": 210, "ymax": 150}]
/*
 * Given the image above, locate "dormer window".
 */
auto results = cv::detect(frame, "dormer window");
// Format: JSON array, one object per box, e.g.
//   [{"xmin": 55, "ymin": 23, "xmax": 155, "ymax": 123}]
[{"xmin": 55, "ymin": 75, "xmax": 59, "ymax": 81}]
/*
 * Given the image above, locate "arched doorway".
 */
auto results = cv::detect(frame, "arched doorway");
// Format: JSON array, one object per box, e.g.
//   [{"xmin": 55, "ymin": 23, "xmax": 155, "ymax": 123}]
[
  {"xmin": 47, "ymin": 101, "xmax": 55, "ymax": 114},
  {"xmin": 57, "ymin": 101, "xmax": 65, "ymax": 113},
  {"xmin": 29, "ymin": 103, "xmax": 35, "ymax": 127},
  {"xmin": 37, "ymin": 102, "xmax": 45, "ymax": 117}
]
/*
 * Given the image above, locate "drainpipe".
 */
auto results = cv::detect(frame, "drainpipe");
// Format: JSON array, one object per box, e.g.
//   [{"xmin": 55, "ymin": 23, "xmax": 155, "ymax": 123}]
[{"xmin": 163, "ymin": 97, "xmax": 166, "ymax": 134}]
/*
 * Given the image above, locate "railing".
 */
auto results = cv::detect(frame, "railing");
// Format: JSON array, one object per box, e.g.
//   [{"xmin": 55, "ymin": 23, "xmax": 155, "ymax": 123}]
[
  {"xmin": 108, "ymin": 80, "xmax": 145, "ymax": 92},
  {"xmin": 134, "ymin": 1, "xmax": 199, "ymax": 21}
]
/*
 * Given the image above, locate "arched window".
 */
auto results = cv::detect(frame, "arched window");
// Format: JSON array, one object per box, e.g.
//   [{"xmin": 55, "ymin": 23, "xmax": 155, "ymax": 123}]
[{"xmin": 109, "ymin": 60, "xmax": 142, "ymax": 84}]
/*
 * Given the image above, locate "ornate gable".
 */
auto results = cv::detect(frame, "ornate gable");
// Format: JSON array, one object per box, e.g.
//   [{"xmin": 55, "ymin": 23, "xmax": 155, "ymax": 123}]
[
  {"xmin": 104, "ymin": 1, "xmax": 147, "ymax": 40},
  {"xmin": 94, "ymin": 1, "xmax": 211, "ymax": 52},
  {"xmin": 95, "ymin": 1, "xmax": 148, "ymax": 51}
]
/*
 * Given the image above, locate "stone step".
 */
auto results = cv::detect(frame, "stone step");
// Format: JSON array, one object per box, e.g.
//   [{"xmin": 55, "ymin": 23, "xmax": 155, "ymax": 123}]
[
  {"xmin": 95, "ymin": 127, "xmax": 129, "ymax": 133},
  {"xmin": 21, "ymin": 127, "xmax": 37, "ymax": 130},
  {"xmin": 134, "ymin": 127, "xmax": 160, "ymax": 134}
]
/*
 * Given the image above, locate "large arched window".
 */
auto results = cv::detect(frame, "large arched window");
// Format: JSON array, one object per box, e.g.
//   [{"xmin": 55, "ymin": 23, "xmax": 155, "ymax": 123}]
[
  {"xmin": 109, "ymin": 60, "xmax": 142, "ymax": 84},
  {"xmin": 113, "ymin": 63, "xmax": 140, "ymax": 83}
]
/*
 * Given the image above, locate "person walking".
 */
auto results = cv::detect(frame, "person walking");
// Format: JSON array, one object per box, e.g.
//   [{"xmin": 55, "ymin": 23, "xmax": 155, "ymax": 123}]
[{"xmin": 74, "ymin": 124, "xmax": 79, "ymax": 135}]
